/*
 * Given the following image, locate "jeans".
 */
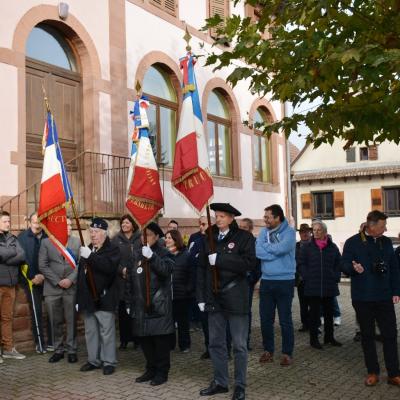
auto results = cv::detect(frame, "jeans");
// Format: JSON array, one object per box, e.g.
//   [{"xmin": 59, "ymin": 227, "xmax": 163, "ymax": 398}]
[
  {"xmin": 353, "ymin": 300, "xmax": 400, "ymax": 377},
  {"xmin": 297, "ymin": 282, "xmax": 309, "ymax": 328},
  {"xmin": 0, "ymin": 286, "xmax": 16, "ymax": 351},
  {"xmin": 172, "ymin": 299, "xmax": 191, "ymax": 351},
  {"xmin": 259, "ymin": 279, "xmax": 295, "ymax": 356}
]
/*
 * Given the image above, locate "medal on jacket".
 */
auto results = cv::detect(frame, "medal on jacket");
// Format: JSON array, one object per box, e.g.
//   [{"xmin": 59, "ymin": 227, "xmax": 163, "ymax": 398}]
[
  {"xmin": 137, "ymin": 267, "xmax": 143, "ymax": 274},
  {"xmin": 228, "ymin": 242, "xmax": 235, "ymax": 249}
]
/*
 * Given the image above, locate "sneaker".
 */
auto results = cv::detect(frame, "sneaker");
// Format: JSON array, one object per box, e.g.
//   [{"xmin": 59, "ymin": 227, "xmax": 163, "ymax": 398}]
[
  {"xmin": 334, "ymin": 317, "xmax": 341, "ymax": 326},
  {"xmin": 36, "ymin": 345, "xmax": 47, "ymax": 354},
  {"xmin": 46, "ymin": 345, "xmax": 55, "ymax": 352},
  {"xmin": 320, "ymin": 317, "xmax": 324, "ymax": 325},
  {"xmin": 2, "ymin": 348, "xmax": 26, "ymax": 360}
]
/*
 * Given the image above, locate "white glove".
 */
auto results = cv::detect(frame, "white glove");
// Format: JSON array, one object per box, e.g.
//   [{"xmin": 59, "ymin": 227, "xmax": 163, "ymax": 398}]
[
  {"xmin": 126, "ymin": 307, "xmax": 130, "ymax": 315},
  {"xmin": 142, "ymin": 245, "xmax": 153, "ymax": 259},
  {"xmin": 198, "ymin": 302, "xmax": 205, "ymax": 312},
  {"xmin": 208, "ymin": 253, "xmax": 217, "ymax": 266},
  {"xmin": 80, "ymin": 246, "xmax": 92, "ymax": 259}
]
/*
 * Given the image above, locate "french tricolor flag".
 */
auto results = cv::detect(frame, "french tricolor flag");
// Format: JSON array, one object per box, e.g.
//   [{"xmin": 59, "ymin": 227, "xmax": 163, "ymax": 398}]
[
  {"xmin": 38, "ymin": 112, "xmax": 76, "ymax": 269},
  {"xmin": 126, "ymin": 102, "xmax": 164, "ymax": 228},
  {"xmin": 172, "ymin": 53, "xmax": 213, "ymax": 213}
]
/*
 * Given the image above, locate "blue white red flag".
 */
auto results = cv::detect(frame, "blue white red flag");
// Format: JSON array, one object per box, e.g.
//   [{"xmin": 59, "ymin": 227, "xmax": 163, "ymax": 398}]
[
  {"xmin": 172, "ymin": 53, "xmax": 213, "ymax": 213},
  {"xmin": 38, "ymin": 112, "xmax": 76, "ymax": 269},
  {"xmin": 126, "ymin": 99, "xmax": 164, "ymax": 228}
]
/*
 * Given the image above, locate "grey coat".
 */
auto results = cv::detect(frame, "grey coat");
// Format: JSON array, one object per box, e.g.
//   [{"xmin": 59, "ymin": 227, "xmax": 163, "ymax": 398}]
[
  {"xmin": 39, "ymin": 236, "xmax": 80, "ymax": 296},
  {"xmin": 0, "ymin": 232, "xmax": 25, "ymax": 286}
]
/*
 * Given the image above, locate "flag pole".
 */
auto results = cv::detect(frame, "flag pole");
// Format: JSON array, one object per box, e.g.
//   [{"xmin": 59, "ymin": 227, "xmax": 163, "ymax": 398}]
[{"xmin": 41, "ymin": 87, "xmax": 98, "ymax": 303}]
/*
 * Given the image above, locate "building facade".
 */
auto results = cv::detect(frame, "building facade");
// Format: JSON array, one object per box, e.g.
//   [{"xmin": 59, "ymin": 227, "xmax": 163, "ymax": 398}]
[
  {"xmin": 292, "ymin": 140, "xmax": 400, "ymax": 248},
  {"xmin": 0, "ymin": 0, "xmax": 289, "ymax": 347}
]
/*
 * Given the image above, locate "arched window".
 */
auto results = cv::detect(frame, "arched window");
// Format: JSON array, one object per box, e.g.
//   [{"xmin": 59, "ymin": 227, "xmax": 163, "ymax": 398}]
[
  {"xmin": 26, "ymin": 24, "xmax": 77, "ymax": 71},
  {"xmin": 253, "ymin": 108, "xmax": 272, "ymax": 183},
  {"xmin": 143, "ymin": 65, "xmax": 178, "ymax": 167},
  {"xmin": 207, "ymin": 90, "xmax": 232, "ymax": 177}
]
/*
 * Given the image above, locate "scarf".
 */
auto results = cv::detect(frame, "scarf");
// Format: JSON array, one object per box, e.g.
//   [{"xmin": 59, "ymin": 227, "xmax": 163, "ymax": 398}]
[{"xmin": 315, "ymin": 237, "xmax": 328, "ymax": 250}]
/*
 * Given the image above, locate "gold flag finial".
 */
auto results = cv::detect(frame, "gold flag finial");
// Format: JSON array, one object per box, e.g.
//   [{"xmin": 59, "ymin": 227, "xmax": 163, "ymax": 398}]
[
  {"xmin": 184, "ymin": 26, "xmax": 192, "ymax": 52},
  {"xmin": 42, "ymin": 84, "xmax": 51, "ymax": 113},
  {"xmin": 135, "ymin": 80, "xmax": 142, "ymax": 98}
]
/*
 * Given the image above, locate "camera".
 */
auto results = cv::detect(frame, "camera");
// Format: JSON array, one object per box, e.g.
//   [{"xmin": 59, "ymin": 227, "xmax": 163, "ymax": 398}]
[{"xmin": 372, "ymin": 260, "xmax": 388, "ymax": 275}]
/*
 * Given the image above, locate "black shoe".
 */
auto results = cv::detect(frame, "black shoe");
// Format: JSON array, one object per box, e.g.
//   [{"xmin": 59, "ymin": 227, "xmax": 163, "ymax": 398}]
[
  {"xmin": 298, "ymin": 325, "xmax": 309, "ymax": 332},
  {"xmin": 68, "ymin": 354, "xmax": 78, "ymax": 363},
  {"xmin": 200, "ymin": 381, "xmax": 229, "ymax": 396},
  {"xmin": 232, "ymin": 386, "xmax": 245, "ymax": 400},
  {"xmin": 133, "ymin": 342, "xmax": 140, "ymax": 350},
  {"xmin": 103, "ymin": 365, "xmax": 115, "ymax": 375},
  {"xmin": 135, "ymin": 370, "xmax": 156, "ymax": 383},
  {"xmin": 119, "ymin": 342, "xmax": 128, "ymax": 350},
  {"xmin": 150, "ymin": 376, "xmax": 168, "ymax": 386},
  {"xmin": 310, "ymin": 340, "xmax": 323, "ymax": 350},
  {"xmin": 80, "ymin": 362, "xmax": 100, "ymax": 372},
  {"xmin": 200, "ymin": 351, "xmax": 210, "ymax": 360},
  {"xmin": 49, "ymin": 352, "xmax": 64, "ymax": 363},
  {"xmin": 324, "ymin": 338, "xmax": 342, "ymax": 347},
  {"xmin": 247, "ymin": 344, "xmax": 252, "ymax": 351}
]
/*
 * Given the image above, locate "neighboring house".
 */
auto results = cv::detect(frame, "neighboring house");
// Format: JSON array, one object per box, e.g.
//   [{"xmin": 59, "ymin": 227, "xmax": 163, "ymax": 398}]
[{"xmin": 291, "ymin": 140, "xmax": 400, "ymax": 248}]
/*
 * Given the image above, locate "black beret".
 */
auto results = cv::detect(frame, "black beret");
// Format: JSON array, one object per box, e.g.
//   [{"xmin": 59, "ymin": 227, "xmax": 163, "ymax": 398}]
[
  {"xmin": 90, "ymin": 218, "xmax": 108, "ymax": 230},
  {"xmin": 145, "ymin": 222, "xmax": 164, "ymax": 238},
  {"xmin": 210, "ymin": 203, "xmax": 241, "ymax": 217}
]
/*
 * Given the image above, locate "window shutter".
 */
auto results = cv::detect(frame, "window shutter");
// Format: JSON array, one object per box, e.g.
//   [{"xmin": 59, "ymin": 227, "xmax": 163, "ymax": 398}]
[
  {"xmin": 333, "ymin": 191, "xmax": 345, "ymax": 218},
  {"xmin": 209, "ymin": 0, "xmax": 229, "ymax": 38},
  {"xmin": 371, "ymin": 188, "xmax": 383, "ymax": 211},
  {"xmin": 368, "ymin": 145, "xmax": 378, "ymax": 160},
  {"xmin": 150, "ymin": 0, "xmax": 176, "ymax": 16},
  {"xmin": 346, "ymin": 147, "xmax": 355, "ymax": 162},
  {"xmin": 301, "ymin": 193, "xmax": 312, "ymax": 219}
]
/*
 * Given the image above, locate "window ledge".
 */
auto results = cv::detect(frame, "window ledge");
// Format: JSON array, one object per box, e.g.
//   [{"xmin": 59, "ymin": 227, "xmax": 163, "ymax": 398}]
[
  {"xmin": 252, "ymin": 181, "xmax": 280, "ymax": 193},
  {"xmin": 212, "ymin": 176, "xmax": 242, "ymax": 189}
]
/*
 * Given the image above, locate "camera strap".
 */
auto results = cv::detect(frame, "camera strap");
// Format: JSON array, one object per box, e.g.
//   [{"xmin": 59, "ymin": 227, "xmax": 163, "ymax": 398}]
[{"xmin": 359, "ymin": 231, "xmax": 384, "ymax": 261}]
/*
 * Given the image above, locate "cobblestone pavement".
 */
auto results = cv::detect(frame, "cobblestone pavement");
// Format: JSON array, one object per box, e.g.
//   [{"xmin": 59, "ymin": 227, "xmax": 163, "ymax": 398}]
[{"xmin": 1, "ymin": 284, "xmax": 400, "ymax": 400}]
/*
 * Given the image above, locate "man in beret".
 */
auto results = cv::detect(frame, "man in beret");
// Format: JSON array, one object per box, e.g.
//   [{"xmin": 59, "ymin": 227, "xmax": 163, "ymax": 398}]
[
  {"xmin": 197, "ymin": 203, "xmax": 256, "ymax": 400},
  {"xmin": 296, "ymin": 223, "xmax": 312, "ymax": 332},
  {"xmin": 76, "ymin": 218, "xmax": 120, "ymax": 375}
]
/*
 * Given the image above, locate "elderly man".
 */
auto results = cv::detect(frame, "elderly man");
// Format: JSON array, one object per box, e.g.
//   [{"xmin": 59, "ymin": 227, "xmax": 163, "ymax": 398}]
[
  {"xmin": 342, "ymin": 210, "xmax": 400, "ymax": 387},
  {"xmin": 256, "ymin": 204, "xmax": 296, "ymax": 367},
  {"xmin": 39, "ymin": 218, "xmax": 80, "ymax": 363},
  {"xmin": 0, "ymin": 211, "xmax": 26, "ymax": 361},
  {"xmin": 76, "ymin": 218, "xmax": 120, "ymax": 375},
  {"xmin": 18, "ymin": 212, "xmax": 52, "ymax": 353},
  {"xmin": 197, "ymin": 203, "xmax": 256, "ymax": 400}
]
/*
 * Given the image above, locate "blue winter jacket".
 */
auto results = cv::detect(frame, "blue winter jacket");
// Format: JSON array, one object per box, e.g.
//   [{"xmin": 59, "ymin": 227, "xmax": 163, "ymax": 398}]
[{"xmin": 256, "ymin": 219, "xmax": 296, "ymax": 281}]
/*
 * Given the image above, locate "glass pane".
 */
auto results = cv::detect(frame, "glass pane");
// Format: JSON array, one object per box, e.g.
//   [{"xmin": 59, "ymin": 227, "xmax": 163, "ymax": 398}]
[
  {"xmin": 218, "ymin": 124, "xmax": 231, "ymax": 176},
  {"xmin": 253, "ymin": 137, "xmax": 261, "ymax": 181},
  {"xmin": 207, "ymin": 90, "xmax": 229, "ymax": 118},
  {"xmin": 147, "ymin": 103, "xmax": 158, "ymax": 161},
  {"xmin": 159, "ymin": 106, "xmax": 176, "ymax": 167},
  {"xmin": 143, "ymin": 66, "xmax": 177, "ymax": 101},
  {"xmin": 207, "ymin": 121, "xmax": 217, "ymax": 175},
  {"xmin": 26, "ymin": 25, "xmax": 77, "ymax": 71},
  {"xmin": 325, "ymin": 193, "xmax": 333, "ymax": 215},
  {"xmin": 261, "ymin": 136, "xmax": 270, "ymax": 182},
  {"xmin": 314, "ymin": 194, "xmax": 324, "ymax": 215}
]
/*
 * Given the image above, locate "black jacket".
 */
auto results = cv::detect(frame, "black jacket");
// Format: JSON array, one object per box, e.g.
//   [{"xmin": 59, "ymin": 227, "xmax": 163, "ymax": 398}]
[
  {"xmin": 18, "ymin": 229, "xmax": 47, "ymax": 279},
  {"xmin": 111, "ymin": 230, "xmax": 141, "ymax": 301},
  {"xmin": 76, "ymin": 237, "xmax": 120, "ymax": 313},
  {"xmin": 342, "ymin": 232, "xmax": 400, "ymax": 302},
  {"xmin": 125, "ymin": 242, "xmax": 175, "ymax": 337},
  {"xmin": 196, "ymin": 221, "xmax": 256, "ymax": 314},
  {"xmin": 298, "ymin": 237, "xmax": 341, "ymax": 298},
  {"xmin": 0, "ymin": 232, "xmax": 25, "ymax": 286},
  {"xmin": 171, "ymin": 248, "xmax": 194, "ymax": 300}
]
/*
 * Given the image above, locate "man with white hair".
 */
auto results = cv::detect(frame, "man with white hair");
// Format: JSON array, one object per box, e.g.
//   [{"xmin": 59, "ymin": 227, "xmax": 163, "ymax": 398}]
[{"xmin": 76, "ymin": 218, "xmax": 120, "ymax": 375}]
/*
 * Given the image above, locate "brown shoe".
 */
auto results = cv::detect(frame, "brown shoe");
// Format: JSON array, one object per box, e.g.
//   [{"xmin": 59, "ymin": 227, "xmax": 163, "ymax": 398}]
[
  {"xmin": 387, "ymin": 376, "xmax": 400, "ymax": 386},
  {"xmin": 365, "ymin": 374, "xmax": 379, "ymax": 386},
  {"xmin": 259, "ymin": 351, "xmax": 274, "ymax": 363},
  {"xmin": 280, "ymin": 354, "xmax": 293, "ymax": 366}
]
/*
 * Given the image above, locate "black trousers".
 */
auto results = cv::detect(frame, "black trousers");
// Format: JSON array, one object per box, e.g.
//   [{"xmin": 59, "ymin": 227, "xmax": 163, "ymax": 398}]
[
  {"xmin": 297, "ymin": 283, "xmax": 310, "ymax": 328},
  {"xmin": 139, "ymin": 334, "xmax": 173, "ymax": 379},
  {"xmin": 118, "ymin": 301, "xmax": 135, "ymax": 344},
  {"xmin": 307, "ymin": 296, "xmax": 334, "ymax": 342},
  {"xmin": 353, "ymin": 300, "xmax": 400, "ymax": 377},
  {"xmin": 200, "ymin": 310, "xmax": 209, "ymax": 350},
  {"xmin": 172, "ymin": 299, "xmax": 191, "ymax": 350},
  {"xmin": 23, "ymin": 284, "xmax": 52, "ymax": 348}
]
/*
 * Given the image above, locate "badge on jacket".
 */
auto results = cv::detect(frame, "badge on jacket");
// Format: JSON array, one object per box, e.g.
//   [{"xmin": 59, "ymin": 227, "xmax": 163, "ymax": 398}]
[
  {"xmin": 228, "ymin": 242, "xmax": 235, "ymax": 249},
  {"xmin": 137, "ymin": 267, "xmax": 143, "ymax": 274}
]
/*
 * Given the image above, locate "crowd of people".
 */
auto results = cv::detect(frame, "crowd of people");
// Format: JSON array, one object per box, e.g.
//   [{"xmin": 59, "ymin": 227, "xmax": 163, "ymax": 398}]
[{"xmin": 0, "ymin": 204, "xmax": 399, "ymax": 399}]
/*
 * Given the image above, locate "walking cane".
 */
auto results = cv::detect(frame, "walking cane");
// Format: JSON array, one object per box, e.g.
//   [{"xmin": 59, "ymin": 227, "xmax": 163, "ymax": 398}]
[{"xmin": 21, "ymin": 264, "xmax": 44, "ymax": 353}]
